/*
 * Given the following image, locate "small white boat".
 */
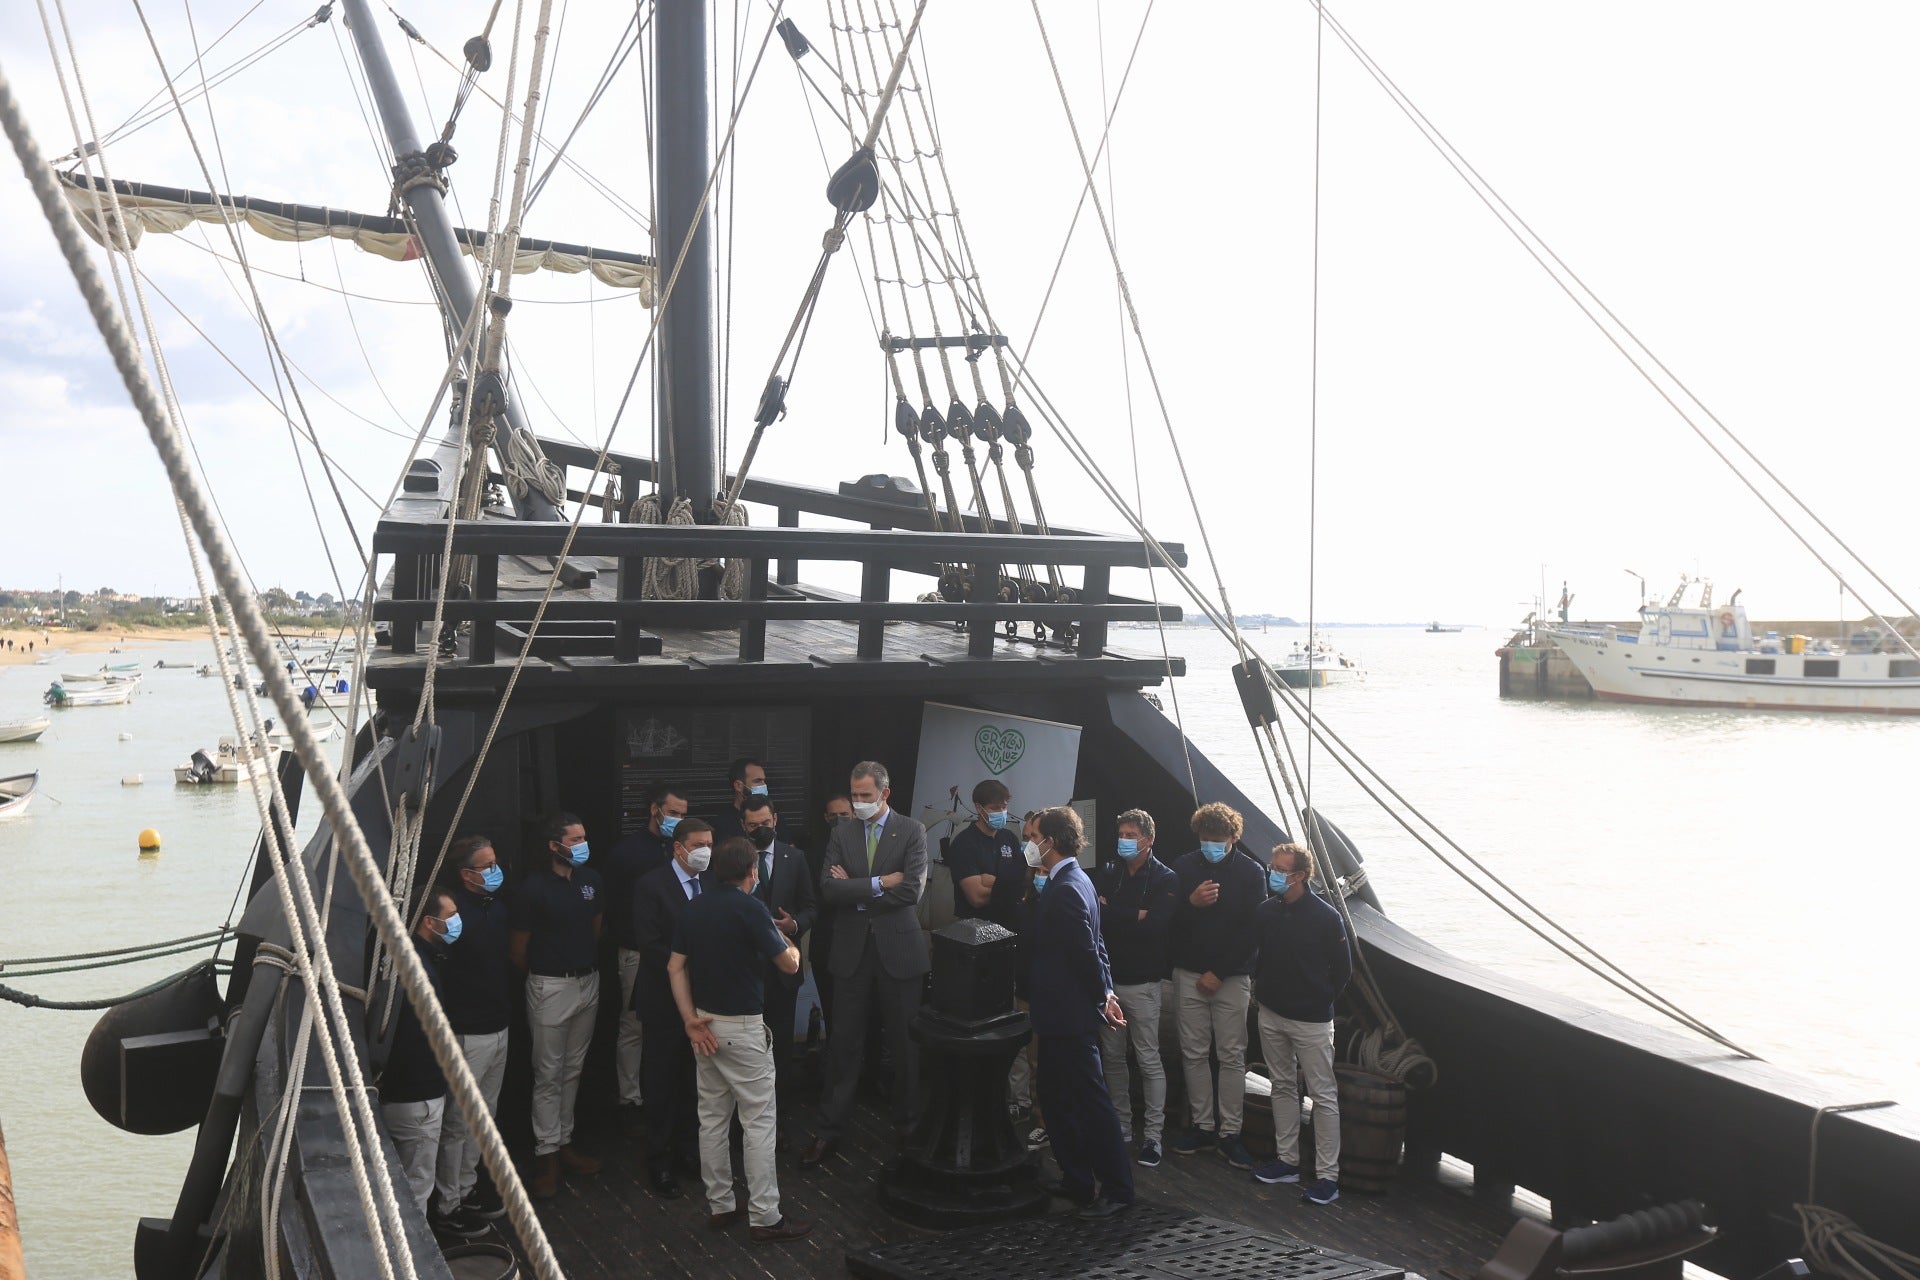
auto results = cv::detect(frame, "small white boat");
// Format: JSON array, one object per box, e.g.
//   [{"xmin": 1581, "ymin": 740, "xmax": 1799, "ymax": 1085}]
[
  {"xmin": 0, "ymin": 717, "xmax": 52, "ymax": 744},
  {"xmin": 1274, "ymin": 637, "xmax": 1365, "ymax": 688},
  {"xmin": 0, "ymin": 771, "xmax": 36, "ymax": 817},
  {"xmin": 265, "ymin": 716, "xmax": 343, "ymax": 750},
  {"xmin": 154, "ymin": 660, "xmax": 197, "ymax": 669},
  {"xmin": 174, "ymin": 736, "xmax": 281, "ymax": 785},
  {"xmin": 46, "ymin": 681, "xmax": 134, "ymax": 707}
]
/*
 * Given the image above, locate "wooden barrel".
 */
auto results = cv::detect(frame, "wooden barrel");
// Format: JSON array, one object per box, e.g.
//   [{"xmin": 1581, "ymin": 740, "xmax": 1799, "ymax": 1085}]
[{"xmin": 1335, "ymin": 1065, "xmax": 1407, "ymax": 1193}]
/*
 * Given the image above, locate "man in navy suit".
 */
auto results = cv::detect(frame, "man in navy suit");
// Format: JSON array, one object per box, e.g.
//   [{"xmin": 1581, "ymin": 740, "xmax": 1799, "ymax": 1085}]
[{"xmin": 1026, "ymin": 806, "xmax": 1135, "ymax": 1218}]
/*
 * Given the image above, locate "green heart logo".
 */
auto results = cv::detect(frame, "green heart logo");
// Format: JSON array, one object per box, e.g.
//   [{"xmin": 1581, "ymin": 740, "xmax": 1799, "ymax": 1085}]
[{"xmin": 974, "ymin": 725, "xmax": 1027, "ymax": 776}]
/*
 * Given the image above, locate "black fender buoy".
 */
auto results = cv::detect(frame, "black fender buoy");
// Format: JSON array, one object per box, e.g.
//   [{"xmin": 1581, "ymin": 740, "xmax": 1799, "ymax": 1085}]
[{"xmin": 80, "ymin": 962, "xmax": 226, "ymax": 1134}]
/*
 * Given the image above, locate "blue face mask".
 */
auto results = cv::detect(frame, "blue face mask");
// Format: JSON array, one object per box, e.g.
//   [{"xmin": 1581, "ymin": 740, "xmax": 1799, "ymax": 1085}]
[
  {"xmin": 480, "ymin": 864, "xmax": 504, "ymax": 893},
  {"xmin": 659, "ymin": 814, "xmax": 681, "ymax": 837},
  {"xmin": 567, "ymin": 840, "xmax": 590, "ymax": 866},
  {"xmin": 986, "ymin": 809, "xmax": 1009, "ymax": 830},
  {"xmin": 1268, "ymin": 871, "xmax": 1291, "ymax": 894},
  {"xmin": 1117, "ymin": 838, "xmax": 1139, "ymax": 859},
  {"xmin": 1032, "ymin": 872, "xmax": 1048, "ymax": 891},
  {"xmin": 1201, "ymin": 841, "xmax": 1228, "ymax": 863},
  {"xmin": 748, "ymin": 783, "xmax": 769, "ymax": 796},
  {"xmin": 439, "ymin": 913, "xmax": 463, "ymax": 944}
]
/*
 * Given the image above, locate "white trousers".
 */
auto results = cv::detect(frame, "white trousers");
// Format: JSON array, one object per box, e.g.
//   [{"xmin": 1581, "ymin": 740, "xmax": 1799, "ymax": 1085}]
[
  {"xmin": 527, "ymin": 972, "xmax": 598, "ymax": 1156},
  {"xmin": 695, "ymin": 1011, "xmax": 782, "ymax": 1228},
  {"xmin": 432, "ymin": 1028, "xmax": 508, "ymax": 1213},
  {"xmin": 1258, "ymin": 1007, "xmax": 1340, "ymax": 1177},
  {"xmin": 617, "ymin": 947, "xmax": 646, "ymax": 1107},
  {"xmin": 1099, "ymin": 980, "xmax": 1167, "ymax": 1144},
  {"xmin": 1008, "ymin": 997, "xmax": 1035, "ymax": 1110},
  {"xmin": 1173, "ymin": 968, "xmax": 1251, "ymax": 1137},
  {"xmin": 382, "ymin": 1097, "xmax": 445, "ymax": 1214}
]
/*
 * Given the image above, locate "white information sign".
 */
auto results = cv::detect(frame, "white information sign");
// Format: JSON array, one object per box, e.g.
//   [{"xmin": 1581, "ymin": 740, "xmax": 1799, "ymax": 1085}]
[{"xmin": 908, "ymin": 701, "xmax": 1083, "ymax": 851}]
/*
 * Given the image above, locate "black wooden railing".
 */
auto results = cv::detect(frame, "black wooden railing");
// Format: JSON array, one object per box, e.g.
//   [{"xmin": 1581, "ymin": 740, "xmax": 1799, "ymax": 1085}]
[{"xmin": 371, "ymin": 519, "xmax": 1185, "ymax": 666}]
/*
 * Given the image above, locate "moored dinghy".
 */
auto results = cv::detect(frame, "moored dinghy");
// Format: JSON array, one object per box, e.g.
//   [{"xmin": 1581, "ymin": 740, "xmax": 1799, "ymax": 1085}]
[
  {"xmin": 45, "ymin": 681, "xmax": 134, "ymax": 707},
  {"xmin": 0, "ymin": 717, "xmax": 51, "ymax": 744},
  {"xmin": 0, "ymin": 771, "xmax": 37, "ymax": 817},
  {"xmin": 173, "ymin": 736, "xmax": 280, "ymax": 785}
]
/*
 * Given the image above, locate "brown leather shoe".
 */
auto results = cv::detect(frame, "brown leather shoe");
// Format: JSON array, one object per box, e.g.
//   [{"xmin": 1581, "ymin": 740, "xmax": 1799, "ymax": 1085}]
[
  {"xmin": 797, "ymin": 1137, "xmax": 836, "ymax": 1170},
  {"xmin": 529, "ymin": 1152, "xmax": 560, "ymax": 1200},
  {"xmin": 708, "ymin": 1208, "xmax": 746, "ymax": 1231},
  {"xmin": 558, "ymin": 1145, "xmax": 601, "ymax": 1175},
  {"xmin": 751, "ymin": 1216, "xmax": 814, "ymax": 1244}
]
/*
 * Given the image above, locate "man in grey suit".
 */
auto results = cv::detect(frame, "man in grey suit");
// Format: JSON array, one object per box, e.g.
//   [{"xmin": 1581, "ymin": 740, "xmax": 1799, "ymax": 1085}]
[{"xmin": 799, "ymin": 761, "xmax": 929, "ymax": 1168}]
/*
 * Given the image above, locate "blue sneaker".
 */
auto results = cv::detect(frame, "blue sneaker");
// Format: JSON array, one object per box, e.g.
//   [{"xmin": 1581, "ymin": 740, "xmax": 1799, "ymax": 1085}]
[
  {"xmin": 1253, "ymin": 1159, "xmax": 1301, "ymax": 1184},
  {"xmin": 1169, "ymin": 1129, "xmax": 1216, "ymax": 1156},
  {"xmin": 1218, "ymin": 1135, "xmax": 1256, "ymax": 1170},
  {"xmin": 1136, "ymin": 1139, "xmax": 1163, "ymax": 1168},
  {"xmin": 1302, "ymin": 1178, "xmax": 1341, "ymax": 1205}
]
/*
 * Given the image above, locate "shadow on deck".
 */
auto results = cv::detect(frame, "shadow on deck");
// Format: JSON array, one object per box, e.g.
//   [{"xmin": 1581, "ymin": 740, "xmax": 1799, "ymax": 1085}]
[{"xmin": 499, "ymin": 1083, "xmax": 1514, "ymax": 1280}]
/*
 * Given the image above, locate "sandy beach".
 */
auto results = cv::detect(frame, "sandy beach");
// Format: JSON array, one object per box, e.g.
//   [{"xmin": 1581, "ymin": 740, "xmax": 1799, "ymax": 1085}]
[{"xmin": 0, "ymin": 624, "xmax": 335, "ymax": 668}]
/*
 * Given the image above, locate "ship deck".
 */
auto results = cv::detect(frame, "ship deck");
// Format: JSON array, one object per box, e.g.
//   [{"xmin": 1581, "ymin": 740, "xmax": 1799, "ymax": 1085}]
[{"xmin": 509, "ymin": 1087, "xmax": 1516, "ymax": 1280}]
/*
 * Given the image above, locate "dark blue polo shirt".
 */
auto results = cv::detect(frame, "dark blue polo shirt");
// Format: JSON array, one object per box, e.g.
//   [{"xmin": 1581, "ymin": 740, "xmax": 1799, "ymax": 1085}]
[
  {"xmin": 603, "ymin": 827, "xmax": 674, "ymax": 949},
  {"xmin": 510, "ymin": 863, "xmax": 605, "ymax": 975},
  {"xmin": 380, "ymin": 934, "xmax": 447, "ymax": 1104},
  {"xmin": 947, "ymin": 823, "xmax": 1025, "ymax": 928},
  {"xmin": 441, "ymin": 881, "xmax": 514, "ymax": 1034},
  {"xmin": 671, "ymin": 882, "xmax": 789, "ymax": 1016},
  {"xmin": 1254, "ymin": 888, "xmax": 1354, "ymax": 1023}
]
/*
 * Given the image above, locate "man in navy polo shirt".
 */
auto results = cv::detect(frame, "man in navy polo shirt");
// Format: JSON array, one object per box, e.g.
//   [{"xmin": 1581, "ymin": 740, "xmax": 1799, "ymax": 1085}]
[
  {"xmin": 669, "ymin": 837, "xmax": 813, "ymax": 1243},
  {"xmin": 509, "ymin": 811, "xmax": 605, "ymax": 1199},
  {"xmin": 430, "ymin": 835, "xmax": 514, "ymax": 1234}
]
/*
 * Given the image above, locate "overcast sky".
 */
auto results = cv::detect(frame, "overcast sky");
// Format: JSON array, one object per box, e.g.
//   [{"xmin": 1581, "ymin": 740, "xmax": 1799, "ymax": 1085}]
[{"xmin": 3, "ymin": 1, "xmax": 1917, "ymax": 625}]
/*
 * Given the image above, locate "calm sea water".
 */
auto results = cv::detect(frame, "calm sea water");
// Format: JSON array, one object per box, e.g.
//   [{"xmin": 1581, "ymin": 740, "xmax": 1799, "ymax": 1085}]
[{"xmin": 1, "ymin": 626, "xmax": 1913, "ymax": 1276}]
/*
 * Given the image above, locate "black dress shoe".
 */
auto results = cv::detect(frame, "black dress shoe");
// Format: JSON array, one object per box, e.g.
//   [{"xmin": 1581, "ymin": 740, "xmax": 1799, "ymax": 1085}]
[
  {"xmin": 1037, "ymin": 1179, "xmax": 1095, "ymax": 1207},
  {"xmin": 797, "ymin": 1137, "xmax": 836, "ymax": 1170},
  {"xmin": 1078, "ymin": 1196, "xmax": 1134, "ymax": 1219},
  {"xmin": 649, "ymin": 1171, "xmax": 683, "ymax": 1200}
]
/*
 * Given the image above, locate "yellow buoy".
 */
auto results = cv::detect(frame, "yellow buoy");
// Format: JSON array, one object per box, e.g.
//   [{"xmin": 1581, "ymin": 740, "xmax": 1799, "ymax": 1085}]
[{"xmin": 138, "ymin": 827, "xmax": 162, "ymax": 852}]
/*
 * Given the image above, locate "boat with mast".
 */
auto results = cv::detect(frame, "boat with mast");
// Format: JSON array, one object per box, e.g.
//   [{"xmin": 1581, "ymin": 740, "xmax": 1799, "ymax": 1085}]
[{"xmin": 3, "ymin": 4, "xmax": 1917, "ymax": 1280}]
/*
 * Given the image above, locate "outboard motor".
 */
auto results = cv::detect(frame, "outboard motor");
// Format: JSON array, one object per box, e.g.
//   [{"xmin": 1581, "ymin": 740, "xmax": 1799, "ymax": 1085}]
[{"xmin": 185, "ymin": 749, "xmax": 217, "ymax": 784}]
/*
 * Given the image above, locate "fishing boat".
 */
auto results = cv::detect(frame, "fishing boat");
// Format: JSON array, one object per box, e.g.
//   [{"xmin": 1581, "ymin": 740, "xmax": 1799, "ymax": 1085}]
[
  {"xmin": 1426, "ymin": 622, "xmax": 1461, "ymax": 634},
  {"xmin": 7, "ymin": 4, "xmax": 1918, "ymax": 1280},
  {"xmin": 0, "ymin": 717, "xmax": 51, "ymax": 744},
  {"xmin": 43, "ymin": 681, "xmax": 133, "ymax": 708},
  {"xmin": 264, "ymin": 716, "xmax": 342, "ymax": 751},
  {"xmin": 173, "ymin": 736, "xmax": 281, "ymax": 786},
  {"xmin": 1274, "ymin": 636, "xmax": 1365, "ymax": 688},
  {"xmin": 0, "ymin": 771, "xmax": 36, "ymax": 818},
  {"xmin": 1548, "ymin": 580, "xmax": 1920, "ymax": 713}
]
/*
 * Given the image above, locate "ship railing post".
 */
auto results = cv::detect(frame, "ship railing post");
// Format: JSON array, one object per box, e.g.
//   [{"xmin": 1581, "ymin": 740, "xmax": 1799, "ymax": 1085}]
[
  {"xmin": 615, "ymin": 553, "xmax": 644, "ymax": 662},
  {"xmin": 776, "ymin": 505, "xmax": 799, "ymax": 585},
  {"xmin": 1078, "ymin": 563, "xmax": 1111, "ymax": 657},
  {"xmin": 469, "ymin": 552, "xmax": 498, "ymax": 664},
  {"xmin": 392, "ymin": 552, "xmax": 421, "ymax": 655},
  {"xmin": 858, "ymin": 559, "xmax": 890, "ymax": 660},
  {"xmin": 740, "ymin": 557, "xmax": 769, "ymax": 662},
  {"xmin": 967, "ymin": 558, "xmax": 994, "ymax": 659}
]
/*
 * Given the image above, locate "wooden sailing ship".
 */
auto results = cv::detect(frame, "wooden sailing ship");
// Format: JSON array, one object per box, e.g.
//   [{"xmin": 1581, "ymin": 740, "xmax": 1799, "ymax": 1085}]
[{"xmin": 5, "ymin": 3, "xmax": 1916, "ymax": 1280}]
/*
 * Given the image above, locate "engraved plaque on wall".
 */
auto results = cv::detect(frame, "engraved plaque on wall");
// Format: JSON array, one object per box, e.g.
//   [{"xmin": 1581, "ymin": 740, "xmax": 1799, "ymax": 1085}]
[{"xmin": 618, "ymin": 706, "xmax": 812, "ymax": 835}]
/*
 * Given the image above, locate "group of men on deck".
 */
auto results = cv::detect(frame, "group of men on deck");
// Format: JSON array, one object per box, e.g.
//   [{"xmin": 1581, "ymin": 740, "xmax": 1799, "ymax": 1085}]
[{"xmin": 371, "ymin": 755, "xmax": 1355, "ymax": 1252}]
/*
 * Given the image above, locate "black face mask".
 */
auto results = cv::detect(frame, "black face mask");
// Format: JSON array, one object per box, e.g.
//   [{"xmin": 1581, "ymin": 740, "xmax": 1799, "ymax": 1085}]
[{"xmin": 748, "ymin": 826, "xmax": 776, "ymax": 851}]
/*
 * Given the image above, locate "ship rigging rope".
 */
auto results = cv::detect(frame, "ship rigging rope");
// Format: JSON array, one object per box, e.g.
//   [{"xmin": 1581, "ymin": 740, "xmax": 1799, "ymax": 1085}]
[
  {"xmin": 0, "ymin": 960, "xmax": 223, "ymax": 1012},
  {"xmin": 1, "ymin": 74, "xmax": 569, "ymax": 1280},
  {"xmin": 125, "ymin": 0, "xmax": 368, "ymax": 617},
  {"xmin": 0, "ymin": 928, "xmax": 234, "ymax": 972},
  {"xmin": 1310, "ymin": 4, "xmax": 1920, "ymax": 659}
]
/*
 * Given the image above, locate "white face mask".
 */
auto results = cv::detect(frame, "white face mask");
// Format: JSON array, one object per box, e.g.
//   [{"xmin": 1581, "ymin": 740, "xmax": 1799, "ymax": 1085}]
[
  {"xmin": 1022, "ymin": 839, "xmax": 1045, "ymax": 868},
  {"xmin": 685, "ymin": 844, "xmax": 712, "ymax": 874},
  {"xmin": 851, "ymin": 800, "xmax": 881, "ymax": 821}
]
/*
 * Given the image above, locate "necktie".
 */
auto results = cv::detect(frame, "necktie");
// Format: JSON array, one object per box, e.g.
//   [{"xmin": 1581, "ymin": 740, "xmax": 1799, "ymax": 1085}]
[
  {"xmin": 762, "ymin": 853, "xmax": 773, "ymax": 883},
  {"xmin": 866, "ymin": 821, "xmax": 879, "ymax": 860},
  {"xmin": 688, "ymin": 877, "xmax": 701, "ymax": 899}
]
